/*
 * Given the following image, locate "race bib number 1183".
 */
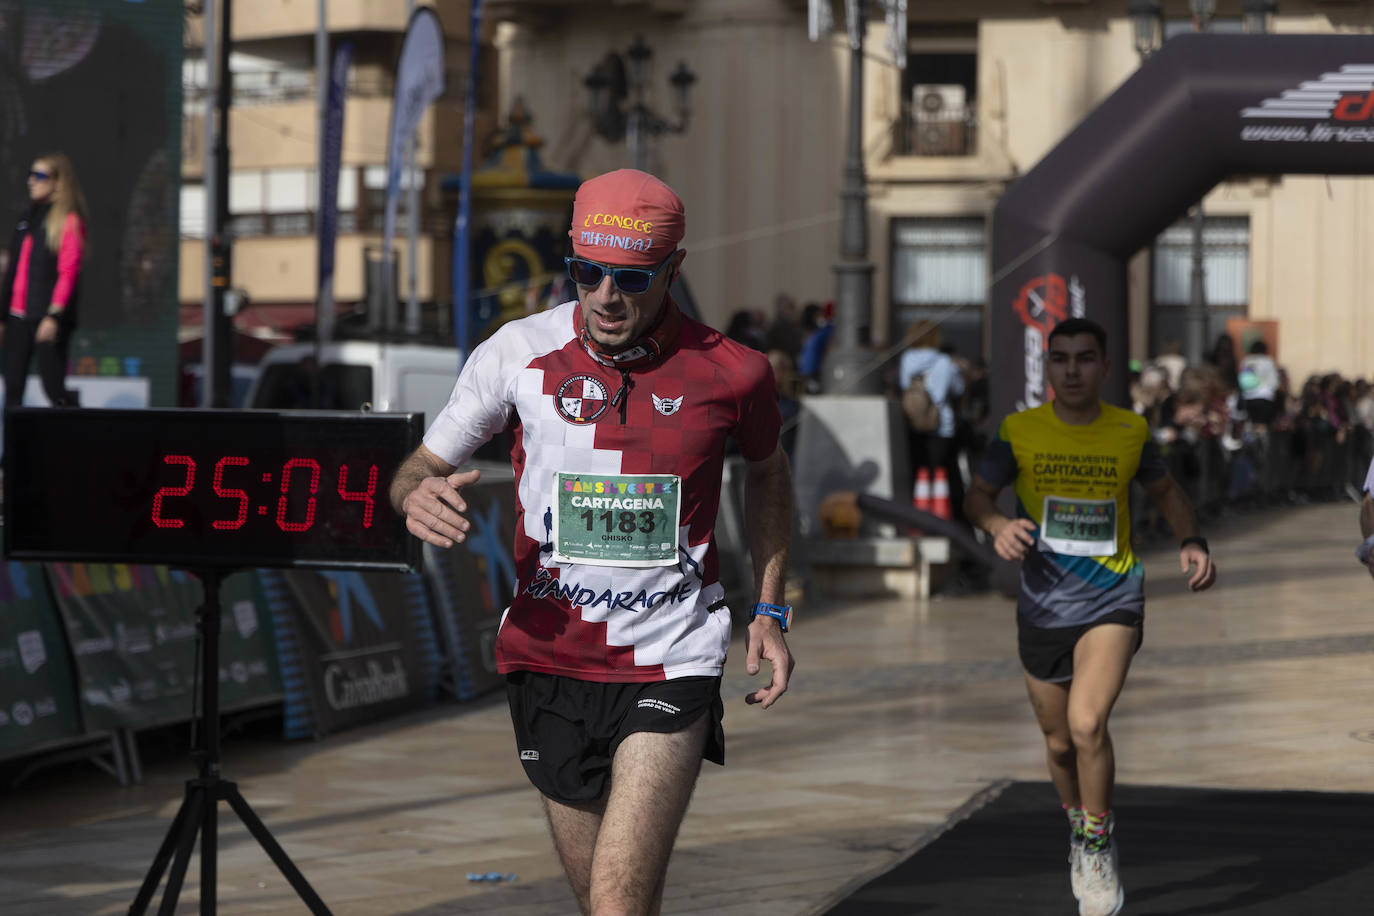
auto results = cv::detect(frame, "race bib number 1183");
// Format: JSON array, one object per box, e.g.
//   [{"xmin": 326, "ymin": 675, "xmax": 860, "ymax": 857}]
[{"xmin": 551, "ymin": 472, "xmax": 682, "ymax": 567}]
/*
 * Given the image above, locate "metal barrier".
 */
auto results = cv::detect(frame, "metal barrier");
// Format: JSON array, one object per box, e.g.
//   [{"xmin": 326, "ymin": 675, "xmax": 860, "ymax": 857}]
[{"xmin": 1133, "ymin": 424, "xmax": 1371, "ymax": 540}]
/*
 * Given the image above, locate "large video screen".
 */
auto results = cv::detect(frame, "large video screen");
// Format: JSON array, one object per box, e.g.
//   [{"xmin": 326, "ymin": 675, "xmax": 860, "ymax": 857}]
[{"xmin": 0, "ymin": 0, "xmax": 182, "ymax": 405}]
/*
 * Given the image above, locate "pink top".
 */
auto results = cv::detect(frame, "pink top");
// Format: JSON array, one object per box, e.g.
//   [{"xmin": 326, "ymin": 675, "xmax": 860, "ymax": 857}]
[{"xmin": 9, "ymin": 212, "xmax": 85, "ymax": 318}]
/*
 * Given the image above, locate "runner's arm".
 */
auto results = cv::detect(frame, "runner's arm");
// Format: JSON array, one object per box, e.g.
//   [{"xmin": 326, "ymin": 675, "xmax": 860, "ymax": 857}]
[
  {"xmin": 1139, "ymin": 473, "xmax": 1201, "ymax": 542},
  {"xmin": 742, "ymin": 443, "xmax": 794, "ymax": 708},
  {"xmin": 1357, "ymin": 496, "xmax": 1374, "ymax": 581},
  {"xmin": 1359, "ymin": 458, "xmax": 1374, "ymax": 580},
  {"xmin": 743, "ymin": 443, "xmax": 791, "ymax": 605},
  {"xmin": 1141, "ymin": 474, "xmax": 1216, "ymax": 591},
  {"xmin": 964, "ymin": 475, "xmax": 1009, "ymax": 537},
  {"xmin": 965, "ymin": 476, "xmax": 1036, "ymax": 561},
  {"xmin": 390, "ymin": 443, "xmax": 479, "ymax": 548}
]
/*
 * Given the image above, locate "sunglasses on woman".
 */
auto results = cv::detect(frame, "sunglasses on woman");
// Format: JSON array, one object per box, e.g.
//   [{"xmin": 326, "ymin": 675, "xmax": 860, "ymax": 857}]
[
  {"xmin": 28, "ymin": 170, "xmax": 51, "ymax": 181},
  {"xmin": 564, "ymin": 250, "xmax": 676, "ymax": 295}
]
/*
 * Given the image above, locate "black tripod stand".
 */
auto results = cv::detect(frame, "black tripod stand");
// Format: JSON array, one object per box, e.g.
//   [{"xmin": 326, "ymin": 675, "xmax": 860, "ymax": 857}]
[{"xmin": 129, "ymin": 568, "xmax": 332, "ymax": 915}]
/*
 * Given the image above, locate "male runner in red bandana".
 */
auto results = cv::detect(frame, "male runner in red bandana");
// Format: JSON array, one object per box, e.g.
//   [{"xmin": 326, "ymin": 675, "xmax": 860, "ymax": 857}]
[{"xmin": 391, "ymin": 169, "xmax": 796, "ymax": 915}]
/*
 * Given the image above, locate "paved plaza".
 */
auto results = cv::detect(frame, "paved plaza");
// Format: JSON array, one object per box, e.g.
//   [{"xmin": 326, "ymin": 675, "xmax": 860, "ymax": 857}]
[{"xmin": 4, "ymin": 502, "xmax": 1372, "ymax": 915}]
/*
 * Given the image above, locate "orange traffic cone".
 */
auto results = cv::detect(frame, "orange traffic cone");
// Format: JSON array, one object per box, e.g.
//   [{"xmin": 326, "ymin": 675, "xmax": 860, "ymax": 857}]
[
  {"xmin": 913, "ymin": 468, "xmax": 932, "ymax": 513},
  {"xmin": 932, "ymin": 467, "xmax": 952, "ymax": 520}
]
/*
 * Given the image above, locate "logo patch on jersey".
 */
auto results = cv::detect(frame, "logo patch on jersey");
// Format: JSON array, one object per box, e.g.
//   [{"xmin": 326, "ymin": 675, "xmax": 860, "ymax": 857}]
[
  {"xmin": 555, "ymin": 374, "xmax": 609, "ymax": 424},
  {"xmin": 519, "ymin": 749, "xmax": 540, "ymax": 761},
  {"xmin": 651, "ymin": 393, "xmax": 684, "ymax": 416}
]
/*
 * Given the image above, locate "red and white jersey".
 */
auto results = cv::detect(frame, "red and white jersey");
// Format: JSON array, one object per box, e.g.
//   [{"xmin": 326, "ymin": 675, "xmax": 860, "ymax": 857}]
[{"xmin": 424, "ymin": 301, "xmax": 781, "ymax": 682}]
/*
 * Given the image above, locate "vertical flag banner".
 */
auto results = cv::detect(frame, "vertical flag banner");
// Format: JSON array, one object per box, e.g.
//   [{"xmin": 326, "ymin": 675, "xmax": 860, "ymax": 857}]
[
  {"xmin": 382, "ymin": 8, "xmax": 445, "ymax": 261},
  {"xmin": 453, "ymin": 0, "xmax": 485, "ymax": 357},
  {"xmin": 885, "ymin": 1, "xmax": 907, "ymax": 70},
  {"xmin": 317, "ymin": 40, "xmax": 353, "ymax": 347},
  {"xmin": 808, "ymin": 0, "xmax": 834, "ymax": 42}
]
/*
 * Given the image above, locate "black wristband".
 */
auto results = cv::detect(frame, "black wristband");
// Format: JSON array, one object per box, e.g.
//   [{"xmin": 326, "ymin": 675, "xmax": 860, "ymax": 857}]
[{"xmin": 1180, "ymin": 536, "xmax": 1209, "ymax": 554}]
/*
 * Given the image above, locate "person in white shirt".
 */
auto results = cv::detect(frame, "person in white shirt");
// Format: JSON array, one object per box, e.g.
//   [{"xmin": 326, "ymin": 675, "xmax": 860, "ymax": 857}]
[
  {"xmin": 899, "ymin": 323, "xmax": 965, "ymax": 518},
  {"xmin": 1237, "ymin": 340, "xmax": 1280, "ymax": 428}
]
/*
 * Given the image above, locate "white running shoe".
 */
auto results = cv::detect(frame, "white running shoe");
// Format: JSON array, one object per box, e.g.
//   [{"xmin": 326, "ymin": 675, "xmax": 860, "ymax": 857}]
[
  {"xmin": 1078, "ymin": 841, "xmax": 1124, "ymax": 916},
  {"xmin": 1069, "ymin": 834, "xmax": 1086, "ymax": 900}
]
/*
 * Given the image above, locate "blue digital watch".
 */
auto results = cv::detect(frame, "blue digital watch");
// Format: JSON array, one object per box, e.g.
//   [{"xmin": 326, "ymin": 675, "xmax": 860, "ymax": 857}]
[{"xmin": 750, "ymin": 601, "xmax": 792, "ymax": 632}]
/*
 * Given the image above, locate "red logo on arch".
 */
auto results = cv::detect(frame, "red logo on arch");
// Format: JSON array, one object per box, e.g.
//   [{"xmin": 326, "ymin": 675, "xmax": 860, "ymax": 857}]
[{"xmin": 1013, "ymin": 273, "xmax": 1068, "ymax": 341}]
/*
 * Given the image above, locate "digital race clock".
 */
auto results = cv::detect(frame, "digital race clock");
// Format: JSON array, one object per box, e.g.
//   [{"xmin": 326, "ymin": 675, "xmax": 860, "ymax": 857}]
[{"xmin": 3, "ymin": 408, "xmax": 423, "ymax": 571}]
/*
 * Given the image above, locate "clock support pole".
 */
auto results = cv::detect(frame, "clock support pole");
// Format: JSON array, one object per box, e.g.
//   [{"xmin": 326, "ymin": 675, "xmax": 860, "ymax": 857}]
[{"xmin": 129, "ymin": 568, "xmax": 332, "ymax": 915}]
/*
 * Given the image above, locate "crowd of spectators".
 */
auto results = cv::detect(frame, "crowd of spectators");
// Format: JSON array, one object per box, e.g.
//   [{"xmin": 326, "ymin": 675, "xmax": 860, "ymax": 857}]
[
  {"xmin": 1131, "ymin": 334, "xmax": 1372, "ymax": 512},
  {"xmin": 725, "ymin": 296, "xmax": 1368, "ymax": 530},
  {"xmin": 724, "ymin": 295, "xmax": 833, "ymax": 458}
]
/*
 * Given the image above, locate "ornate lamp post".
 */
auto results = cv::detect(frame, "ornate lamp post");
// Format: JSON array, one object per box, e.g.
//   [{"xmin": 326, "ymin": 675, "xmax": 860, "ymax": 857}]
[
  {"xmin": 583, "ymin": 36, "xmax": 695, "ymax": 173},
  {"xmin": 821, "ymin": 10, "xmax": 880, "ymax": 394}
]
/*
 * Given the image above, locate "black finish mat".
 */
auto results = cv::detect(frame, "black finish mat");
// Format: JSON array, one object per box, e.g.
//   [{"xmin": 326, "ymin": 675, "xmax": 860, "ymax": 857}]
[{"xmin": 826, "ymin": 781, "xmax": 1374, "ymax": 914}]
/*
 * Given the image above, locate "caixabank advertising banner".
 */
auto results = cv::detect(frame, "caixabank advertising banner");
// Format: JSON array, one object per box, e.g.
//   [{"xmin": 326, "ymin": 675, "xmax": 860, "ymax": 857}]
[
  {"xmin": 423, "ymin": 476, "xmax": 519, "ymax": 700},
  {"xmin": 47, "ymin": 564, "xmax": 281, "ymax": 730},
  {"xmin": 0, "ymin": 562, "xmax": 81, "ymax": 755},
  {"xmin": 260, "ymin": 569, "xmax": 441, "ymax": 738}
]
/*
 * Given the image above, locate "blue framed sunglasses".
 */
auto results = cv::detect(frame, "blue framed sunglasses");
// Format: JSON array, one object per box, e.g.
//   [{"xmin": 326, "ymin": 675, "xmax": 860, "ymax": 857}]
[{"xmin": 564, "ymin": 250, "xmax": 676, "ymax": 294}]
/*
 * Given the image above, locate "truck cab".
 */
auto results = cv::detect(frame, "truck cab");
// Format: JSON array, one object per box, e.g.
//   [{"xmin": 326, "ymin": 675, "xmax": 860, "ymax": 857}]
[{"xmin": 245, "ymin": 340, "xmax": 462, "ymax": 430}]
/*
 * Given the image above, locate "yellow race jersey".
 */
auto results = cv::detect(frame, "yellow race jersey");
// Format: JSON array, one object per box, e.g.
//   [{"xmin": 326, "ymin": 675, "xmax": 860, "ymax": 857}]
[{"xmin": 979, "ymin": 402, "xmax": 1167, "ymax": 627}]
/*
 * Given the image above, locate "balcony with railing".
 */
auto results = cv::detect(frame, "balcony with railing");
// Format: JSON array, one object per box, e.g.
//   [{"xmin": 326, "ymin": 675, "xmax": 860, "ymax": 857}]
[
  {"xmin": 183, "ymin": 68, "xmax": 471, "ymax": 108},
  {"xmin": 892, "ymin": 82, "xmax": 977, "ymax": 158}
]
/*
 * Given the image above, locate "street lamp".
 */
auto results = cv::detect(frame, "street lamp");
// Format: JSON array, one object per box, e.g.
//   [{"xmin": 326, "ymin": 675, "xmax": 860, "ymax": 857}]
[
  {"xmin": 583, "ymin": 53, "xmax": 627, "ymax": 144},
  {"xmin": 1127, "ymin": 0, "xmax": 1163, "ymax": 59},
  {"xmin": 669, "ymin": 60, "xmax": 697, "ymax": 119},
  {"xmin": 583, "ymin": 36, "xmax": 695, "ymax": 173},
  {"xmin": 815, "ymin": 6, "xmax": 881, "ymax": 395},
  {"xmin": 1183, "ymin": 0, "xmax": 1215, "ymax": 367}
]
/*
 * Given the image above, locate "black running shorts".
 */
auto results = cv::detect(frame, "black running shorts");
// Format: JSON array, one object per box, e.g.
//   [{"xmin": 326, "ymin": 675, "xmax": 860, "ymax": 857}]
[
  {"xmin": 1018, "ymin": 610, "xmax": 1143, "ymax": 683},
  {"xmin": 505, "ymin": 671, "xmax": 725, "ymax": 805}
]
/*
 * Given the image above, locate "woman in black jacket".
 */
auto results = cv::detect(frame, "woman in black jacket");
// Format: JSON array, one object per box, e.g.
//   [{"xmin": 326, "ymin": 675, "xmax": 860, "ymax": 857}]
[{"xmin": 1, "ymin": 151, "xmax": 88, "ymax": 407}]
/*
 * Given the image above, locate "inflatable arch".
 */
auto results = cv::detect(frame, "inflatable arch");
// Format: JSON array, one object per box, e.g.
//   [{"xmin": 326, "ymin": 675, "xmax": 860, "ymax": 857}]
[{"xmin": 990, "ymin": 34, "xmax": 1374, "ymax": 422}]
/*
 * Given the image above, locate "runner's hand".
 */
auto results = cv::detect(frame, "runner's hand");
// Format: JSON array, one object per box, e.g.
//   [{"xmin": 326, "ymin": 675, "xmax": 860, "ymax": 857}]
[
  {"xmin": 992, "ymin": 518, "xmax": 1037, "ymax": 562},
  {"xmin": 744, "ymin": 616, "xmax": 794, "ymax": 709},
  {"xmin": 402, "ymin": 468, "xmax": 481, "ymax": 548},
  {"xmin": 1180, "ymin": 544, "xmax": 1216, "ymax": 591}
]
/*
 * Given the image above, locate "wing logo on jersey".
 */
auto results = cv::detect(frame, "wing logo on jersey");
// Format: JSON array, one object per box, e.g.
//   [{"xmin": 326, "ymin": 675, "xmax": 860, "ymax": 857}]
[
  {"xmin": 555, "ymin": 374, "xmax": 610, "ymax": 424},
  {"xmin": 651, "ymin": 393, "xmax": 684, "ymax": 416}
]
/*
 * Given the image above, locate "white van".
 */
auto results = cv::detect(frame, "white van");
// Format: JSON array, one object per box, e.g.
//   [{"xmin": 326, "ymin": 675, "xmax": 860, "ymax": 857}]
[{"xmin": 245, "ymin": 340, "xmax": 462, "ymax": 430}]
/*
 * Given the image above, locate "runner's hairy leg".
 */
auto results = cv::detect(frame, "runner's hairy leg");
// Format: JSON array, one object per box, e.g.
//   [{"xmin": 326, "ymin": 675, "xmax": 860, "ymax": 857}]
[
  {"xmin": 590, "ymin": 715, "xmax": 708, "ymax": 915},
  {"xmin": 543, "ymin": 794, "xmax": 607, "ymax": 915}
]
